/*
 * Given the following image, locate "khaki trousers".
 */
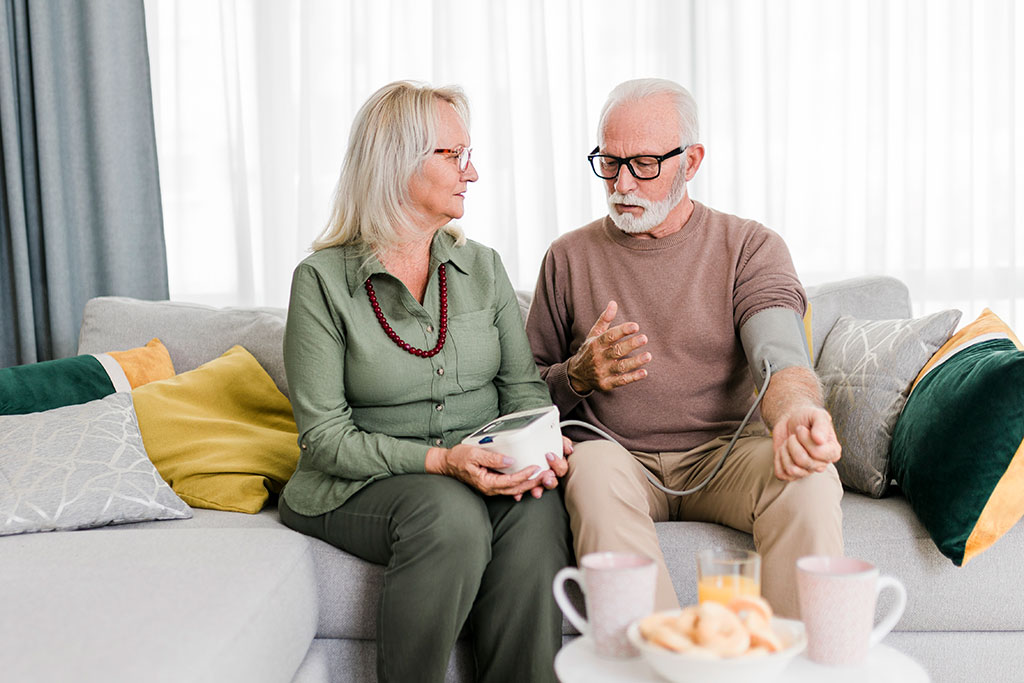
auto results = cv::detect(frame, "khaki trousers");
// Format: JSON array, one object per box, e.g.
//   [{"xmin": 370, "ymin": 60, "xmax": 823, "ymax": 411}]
[{"xmin": 563, "ymin": 430, "xmax": 843, "ymax": 618}]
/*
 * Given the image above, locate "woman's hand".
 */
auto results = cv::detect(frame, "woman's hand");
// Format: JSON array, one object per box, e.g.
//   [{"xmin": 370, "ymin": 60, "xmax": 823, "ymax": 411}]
[
  {"xmin": 425, "ymin": 437, "xmax": 574, "ymax": 499},
  {"xmin": 426, "ymin": 444, "xmax": 545, "ymax": 497}
]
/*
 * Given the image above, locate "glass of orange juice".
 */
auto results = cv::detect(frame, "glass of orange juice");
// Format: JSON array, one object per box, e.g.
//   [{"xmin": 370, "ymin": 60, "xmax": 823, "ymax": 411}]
[{"xmin": 696, "ymin": 549, "xmax": 761, "ymax": 604}]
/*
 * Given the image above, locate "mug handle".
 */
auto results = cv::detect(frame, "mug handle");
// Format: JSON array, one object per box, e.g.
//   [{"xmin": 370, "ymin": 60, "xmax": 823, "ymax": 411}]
[
  {"xmin": 869, "ymin": 575, "xmax": 907, "ymax": 647},
  {"xmin": 552, "ymin": 567, "xmax": 589, "ymax": 636}
]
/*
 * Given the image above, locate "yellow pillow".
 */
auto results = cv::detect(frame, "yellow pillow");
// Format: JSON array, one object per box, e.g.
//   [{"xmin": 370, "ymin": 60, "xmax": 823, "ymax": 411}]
[
  {"xmin": 132, "ymin": 345, "xmax": 299, "ymax": 513},
  {"xmin": 107, "ymin": 337, "xmax": 176, "ymax": 388}
]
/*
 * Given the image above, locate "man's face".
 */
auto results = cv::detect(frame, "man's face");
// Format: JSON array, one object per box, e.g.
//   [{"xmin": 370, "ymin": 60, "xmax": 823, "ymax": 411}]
[{"xmin": 600, "ymin": 94, "xmax": 688, "ymax": 234}]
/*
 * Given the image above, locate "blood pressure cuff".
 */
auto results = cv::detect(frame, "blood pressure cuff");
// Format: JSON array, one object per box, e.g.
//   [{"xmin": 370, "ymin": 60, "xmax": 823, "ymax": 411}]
[{"xmin": 739, "ymin": 307, "xmax": 812, "ymax": 385}]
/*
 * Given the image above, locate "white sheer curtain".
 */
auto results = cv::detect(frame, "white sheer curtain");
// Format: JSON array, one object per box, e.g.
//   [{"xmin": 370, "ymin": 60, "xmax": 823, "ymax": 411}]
[{"xmin": 145, "ymin": 0, "xmax": 1023, "ymax": 327}]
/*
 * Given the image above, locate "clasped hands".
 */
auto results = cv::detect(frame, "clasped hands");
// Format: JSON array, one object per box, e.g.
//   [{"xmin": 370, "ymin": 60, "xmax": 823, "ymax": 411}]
[
  {"xmin": 770, "ymin": 404, "xmax": 842, "ymax": 481},
  {"xmin": 426, "ymin": 436, "xmax": 573, "ymax": 501}
]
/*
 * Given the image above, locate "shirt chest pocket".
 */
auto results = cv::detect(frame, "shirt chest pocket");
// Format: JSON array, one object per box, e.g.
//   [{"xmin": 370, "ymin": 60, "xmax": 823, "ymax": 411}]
[{"xmin": 448, "ymin": 309, "xmax": 501, "ymax": 392}]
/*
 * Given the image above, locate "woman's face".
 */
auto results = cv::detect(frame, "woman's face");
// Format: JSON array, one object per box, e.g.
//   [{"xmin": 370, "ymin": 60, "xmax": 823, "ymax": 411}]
[{"xmin": 406, "ymin": 102, "xmax": 478, "ymax": 232}]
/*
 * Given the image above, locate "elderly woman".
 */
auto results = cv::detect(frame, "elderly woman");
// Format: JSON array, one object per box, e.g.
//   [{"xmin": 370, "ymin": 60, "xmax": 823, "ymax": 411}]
[{"xmin": 279, "ymin": 80, "xmax": 571, "ymax": 683}]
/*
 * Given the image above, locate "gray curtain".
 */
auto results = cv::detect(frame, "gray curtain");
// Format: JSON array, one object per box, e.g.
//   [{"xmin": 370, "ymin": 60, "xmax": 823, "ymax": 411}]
[{"xmin": 0, "ymin": 0, "xmax": 167, "ymax": 367}]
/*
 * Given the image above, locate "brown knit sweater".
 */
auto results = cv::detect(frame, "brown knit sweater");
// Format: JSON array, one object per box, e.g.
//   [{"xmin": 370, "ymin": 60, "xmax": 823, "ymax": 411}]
[{"xmin": 525, "ymin": 201, "xmax": 807, "ymax": 453}]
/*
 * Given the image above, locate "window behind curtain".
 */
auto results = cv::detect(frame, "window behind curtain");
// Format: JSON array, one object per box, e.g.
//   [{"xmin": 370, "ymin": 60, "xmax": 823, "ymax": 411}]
[{"xmin": 145, "ymin": 0, "xmax": 1023, "ymax": 328}]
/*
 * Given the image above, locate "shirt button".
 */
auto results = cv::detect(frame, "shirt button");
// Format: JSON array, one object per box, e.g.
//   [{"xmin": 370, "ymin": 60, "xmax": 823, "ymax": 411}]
[
  {"xmin": 435, "ymin": 403, "xmax": 444, "ymax": 412},
  {"xmin": 437, "ymin": 367, "xmax": 445, "ymax": 376},
  {"xmin": 434, "ymin": 438, "xmax": 443, "ymax": 446},
  {"xmin": 427, "ymin": 324, "xmax": 434, "ymax": 333},
  {"xmin": 301, "ymin": 443, "xmax": 307, "ymax": 450}
]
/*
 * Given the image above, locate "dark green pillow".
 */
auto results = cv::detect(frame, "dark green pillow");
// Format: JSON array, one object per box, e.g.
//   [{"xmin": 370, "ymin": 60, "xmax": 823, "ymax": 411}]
[
  {"xmin": 0, "ymin": 356, "xmax": 116, "ymax": 415},
  {"xmin": 1, "ymin": 339, "xmax": 176, "ymax": 416},
  {"xmin": 890, "ymin": 309, "xmax": 1024, "ymax": 566}
]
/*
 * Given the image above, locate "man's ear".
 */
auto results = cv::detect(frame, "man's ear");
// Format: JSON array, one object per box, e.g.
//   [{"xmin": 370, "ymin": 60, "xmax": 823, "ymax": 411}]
[{"xmin": 684, "ymin": 144, "xmax": 705, "ymax": 181}]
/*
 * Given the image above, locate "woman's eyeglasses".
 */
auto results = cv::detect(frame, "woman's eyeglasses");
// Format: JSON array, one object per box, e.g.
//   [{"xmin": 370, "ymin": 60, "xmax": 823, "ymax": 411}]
[{"xmin": 434, "ymin": 146, "xmax": 472, "ymax": 172}]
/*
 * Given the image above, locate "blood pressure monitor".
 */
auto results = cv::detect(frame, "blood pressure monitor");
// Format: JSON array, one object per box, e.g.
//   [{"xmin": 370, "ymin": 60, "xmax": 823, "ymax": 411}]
[{"xmin": 461, "ymin": 405, "xmax": 562, "ymax": 478}]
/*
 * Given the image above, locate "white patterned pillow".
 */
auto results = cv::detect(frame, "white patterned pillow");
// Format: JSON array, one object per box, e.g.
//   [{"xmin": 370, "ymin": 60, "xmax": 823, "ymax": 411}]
[
  {"xmin": 0, "ymin": 392, "xmax": 191, "ymax": 535},
  {"xmin": 817, "ymin": 310, "xmax": 961, "ymax": 498}
]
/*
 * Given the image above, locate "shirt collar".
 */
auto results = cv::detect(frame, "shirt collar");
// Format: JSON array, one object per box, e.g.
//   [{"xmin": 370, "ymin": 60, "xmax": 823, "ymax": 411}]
[{"xmin": 345, "ymin": 228, "xmax": 470, "ymax": 296}]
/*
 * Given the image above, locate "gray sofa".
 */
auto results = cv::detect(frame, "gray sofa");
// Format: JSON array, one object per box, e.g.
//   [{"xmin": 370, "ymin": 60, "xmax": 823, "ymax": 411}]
[{"xmin": 3, "ymin": 275, "xmax": 1022, "ymax": 683}]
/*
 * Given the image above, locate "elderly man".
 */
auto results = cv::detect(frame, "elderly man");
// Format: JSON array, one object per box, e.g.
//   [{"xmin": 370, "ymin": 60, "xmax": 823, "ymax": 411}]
[{"xmin": 525, "ymin": 78, "xmax": 843, "ymax": 618}]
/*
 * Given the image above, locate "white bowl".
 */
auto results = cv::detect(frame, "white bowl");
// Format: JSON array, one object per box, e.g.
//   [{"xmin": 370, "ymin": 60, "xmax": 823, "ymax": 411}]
[{"xmin": 627, "ymin": 613, "xmax": 807, "ymax": 683}]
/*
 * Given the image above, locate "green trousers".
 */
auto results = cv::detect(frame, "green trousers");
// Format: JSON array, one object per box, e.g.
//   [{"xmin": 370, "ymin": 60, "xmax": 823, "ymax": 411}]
[{"xmin": 280, "ymin": 474, "xmax": 571, "ymax": 683}]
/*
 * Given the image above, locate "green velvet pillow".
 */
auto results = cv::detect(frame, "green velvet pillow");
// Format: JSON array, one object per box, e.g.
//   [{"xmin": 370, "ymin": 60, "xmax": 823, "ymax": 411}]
[
  {"xmin": 0, "ymin": 339, "xmax": 174, "ymax": 415},
  {"xmin": 0, "ymin": 355, "xmax": 115, "ymax": 415},
  {"xmin": 817, "ymin": 310, "xmax": 961, "ymax": 498},
  {"xmin": 890, "ymin": 309, "xmax": 1024, "ymax": 566}
]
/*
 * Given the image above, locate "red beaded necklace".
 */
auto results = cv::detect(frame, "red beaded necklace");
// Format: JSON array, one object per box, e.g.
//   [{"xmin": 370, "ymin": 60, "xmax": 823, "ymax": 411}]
[{"xmin": 365, "ymin": 264, "xmax": 448, "ymax": 358}]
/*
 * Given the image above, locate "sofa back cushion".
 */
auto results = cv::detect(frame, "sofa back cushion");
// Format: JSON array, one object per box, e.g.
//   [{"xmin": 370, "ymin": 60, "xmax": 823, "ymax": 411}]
[
  {"xmin": 804, "ymin": 275, "xmax": 913, "ymax": 363},
  {"xmin": 77, "ymin": 297, "xmax": 289, "ymax": 397},
  {"xmin": 77, "ymin": 276, "xmax": 912, "ymax": 405}
]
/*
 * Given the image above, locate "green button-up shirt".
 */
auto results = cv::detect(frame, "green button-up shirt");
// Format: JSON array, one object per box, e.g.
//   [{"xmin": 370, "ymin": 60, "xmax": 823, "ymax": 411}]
[{"xmin": 281, "ymin": 229, "xmax": 553, "ymax": 516}]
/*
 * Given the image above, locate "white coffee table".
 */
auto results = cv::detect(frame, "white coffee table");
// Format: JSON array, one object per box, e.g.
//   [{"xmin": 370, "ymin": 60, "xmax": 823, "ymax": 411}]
[{"xmin": 554, "ymin": 636, "xmax": 930, "ymax": 683}]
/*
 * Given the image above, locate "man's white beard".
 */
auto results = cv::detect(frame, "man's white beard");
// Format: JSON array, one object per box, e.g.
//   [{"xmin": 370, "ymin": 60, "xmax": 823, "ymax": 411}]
[{"xmin": 607, "ymin": 167, "xmax": 687, "ymax": 234}]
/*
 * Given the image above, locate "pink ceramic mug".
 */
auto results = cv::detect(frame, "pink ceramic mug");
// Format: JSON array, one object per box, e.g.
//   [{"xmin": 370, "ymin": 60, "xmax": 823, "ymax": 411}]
[
  {"xmin": 552, "ymin": 551, "xmax": 656, "ymax": 658},
  {"xmin": 796, "ymin": 555, "xmax": 907, "ymax": 666}
]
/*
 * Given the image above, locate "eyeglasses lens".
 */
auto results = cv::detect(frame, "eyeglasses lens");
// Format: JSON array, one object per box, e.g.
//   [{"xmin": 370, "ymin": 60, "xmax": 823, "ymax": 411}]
[
  {"xmin": 592, "ymin": 155, "xmax": 661, "ymax": 180},
  {"xmin": 628, "ymin": 157, "xmax": 661, "ymax": 179}
]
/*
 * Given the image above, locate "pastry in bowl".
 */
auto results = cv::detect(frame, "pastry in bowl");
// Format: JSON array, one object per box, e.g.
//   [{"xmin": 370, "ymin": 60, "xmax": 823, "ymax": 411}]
[{"xmin": 627, "ymin": 596, "xmax": 807, "ymax": 683}]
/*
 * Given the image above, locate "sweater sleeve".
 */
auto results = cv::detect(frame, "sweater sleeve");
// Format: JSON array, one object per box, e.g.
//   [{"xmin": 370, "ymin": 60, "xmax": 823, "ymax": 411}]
[
  {"xmin": 732, "ymin": 226, "xmax": 807, "ymax": 330},
  {"xmin": 525, "ymin": 247, "xmax": 591, "ymax": 415}
]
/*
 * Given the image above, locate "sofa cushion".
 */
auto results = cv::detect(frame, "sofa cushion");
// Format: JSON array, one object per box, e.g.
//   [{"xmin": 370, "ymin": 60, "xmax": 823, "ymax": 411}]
[
  {"xmin": 0, "ymin": 393, "xmax": 192, "ymax": 536},
  {"xmin": 653, "ymin": 491, "xmax": 1024, "ymax": 633},
  {"xmin": 816, "ymin": 310, "xmax": 961, "ymax": 497},
  {"xmin": 0, "ymin": 338, "xmax": 174, "ymax": 415},
  {"xmin": 103, "ymin": 496, "xmax": 1024, "ymax": 638},
  {"xmin": 77, "ymin": 296, "xmax": 289, "ymax": 397},
  {"xmin": 804, "ymin": 276, "xmax": 913, "ymax": 363},
  {"xmin": 0, "ymin": 527, "xmax": 317, "ymax": 683},
  {"xmin": 891, "ymin": 309, "xmax": 1024, "ymax": 566},
  {"xmin": 132, "ymin": 346, "xmax": 300, "ymax": 514},
  {"xmin": 839, "ymin": 491, "xmax": 1024, "ymax": 632}
]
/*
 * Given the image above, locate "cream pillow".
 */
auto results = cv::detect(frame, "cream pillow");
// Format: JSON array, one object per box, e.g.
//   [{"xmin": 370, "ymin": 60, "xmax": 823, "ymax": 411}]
[
  {"xmin": 817, "ymin": 310, "xmax": 961, "ymax": 497},
  {"xmin": 1, "ymin": 393, "xmax": 191, "ymax": 535}
]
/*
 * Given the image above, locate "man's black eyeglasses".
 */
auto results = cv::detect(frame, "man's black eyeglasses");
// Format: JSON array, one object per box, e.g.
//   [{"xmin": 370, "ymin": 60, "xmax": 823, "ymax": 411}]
[{"xmin": 587, "ymin": 146, "xmax": 688, "ymax": 180}]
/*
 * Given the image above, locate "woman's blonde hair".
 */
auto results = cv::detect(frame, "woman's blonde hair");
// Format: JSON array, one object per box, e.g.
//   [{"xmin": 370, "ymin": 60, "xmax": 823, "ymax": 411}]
[{"xmin": 312, "ymin": 80, "xmax": 470, "ymax": 252}]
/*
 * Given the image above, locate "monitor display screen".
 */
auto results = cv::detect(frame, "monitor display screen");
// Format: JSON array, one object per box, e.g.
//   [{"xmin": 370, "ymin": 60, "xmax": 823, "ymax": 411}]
[{"xmin": 473, "ymin": 412, "xmax": 545, "ymax": 436}]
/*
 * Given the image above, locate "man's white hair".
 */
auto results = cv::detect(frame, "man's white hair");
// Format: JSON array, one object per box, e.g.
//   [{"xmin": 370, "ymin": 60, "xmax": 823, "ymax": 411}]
[{"xmin": 597, "ymin": 78, "xmax": 700, "ymax": 148}]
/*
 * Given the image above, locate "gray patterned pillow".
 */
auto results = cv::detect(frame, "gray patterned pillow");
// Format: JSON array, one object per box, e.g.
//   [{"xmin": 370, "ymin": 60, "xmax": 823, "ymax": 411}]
[
  {"xmin": 817, "ymin": 310, "xmax": 961, "ymax": 498},
  {"xmin": 0, "ymin": 392, "xmax": 191, "ymax": 535}
]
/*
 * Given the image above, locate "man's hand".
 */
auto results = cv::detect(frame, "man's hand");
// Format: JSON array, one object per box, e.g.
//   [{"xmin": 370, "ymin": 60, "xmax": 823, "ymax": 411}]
[
  {"xmin": 770, "ymin": 405, "xmax": 842, "ymax": 481},
  {"xmin": 566, "ymin": 301, "xmax": 652, "ymax": 393}
]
